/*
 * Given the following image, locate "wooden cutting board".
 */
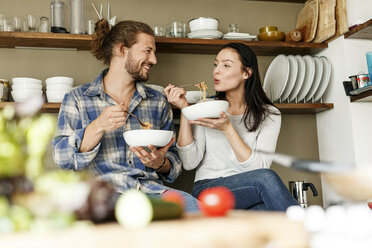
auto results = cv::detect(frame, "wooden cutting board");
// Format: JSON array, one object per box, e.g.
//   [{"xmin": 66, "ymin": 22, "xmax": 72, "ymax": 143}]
[
  {"xmin": 296, "ymin": 0, "xmax": 319, "ymax": 42},
  {"xmin": 313, "ymin": 0, "xmax": 337, "ymax": 43},
  {"xmin": 0, "ymin": 211, "xmax": 309, "ymax": 248},
  {"xmin": 325, "ymin": 0, "xmax": 348, "ymax": 42}
]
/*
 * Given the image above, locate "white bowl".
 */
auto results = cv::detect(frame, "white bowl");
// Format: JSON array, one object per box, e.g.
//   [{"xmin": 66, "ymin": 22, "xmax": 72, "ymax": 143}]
[
  {"xmin": 12, "ymin": 83, "xmax": 42, "ymax": 91},
  {"xmin": 185, "ymin": 91, "xmax": 209, "ymax": 104},
  {"xmin": 12, "ymin": 77, "xmax": 42, "ymax": 85},
  {"xmin": 45, "ymin": 76, "xmax": 74, "ymax": 86},
  {"xmin": 46, "ymin": 89, "xmax": 69, "ymax": 103},
  {"xmin": 189, "ymin": 17, "xmax": 219, "ymax": 32},
  {"xmin": 11, "ymin": 90, "xmax": 43, "ymax": 102},
  {"xmin": 46, "ymin": 83, "xmax": 73, "ymax": 91},
  {"xmin": 182, "ymin": 100, "xmax": 229, "ymax": 120},
  {"xmin": 123, "ymin": 130, "xmax": 173, "ymax": 147}
]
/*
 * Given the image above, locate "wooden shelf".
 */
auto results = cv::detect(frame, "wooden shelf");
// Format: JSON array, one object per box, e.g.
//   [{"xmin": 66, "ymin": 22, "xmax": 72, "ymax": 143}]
[
  {"xmin": 0, "ymin": 102, "xmax": 333, "ymax": 114},
  {"xmin": 253, "ymin": 0, "xmax": 305, "ymax": 2},
  {"xmin": 0, "ymin": 32, "xmax": 327, "ymax": 56},
  {"xmin": 350, "ymin": 90, "xmax": 372, "ymax": 102},
  {"xmin": 0, "ymin": 102, "xmax": 61, "ymax": 113},
  {"xmin": 344, "ymin": 18, "xmax": 372, "ymax": 40}
]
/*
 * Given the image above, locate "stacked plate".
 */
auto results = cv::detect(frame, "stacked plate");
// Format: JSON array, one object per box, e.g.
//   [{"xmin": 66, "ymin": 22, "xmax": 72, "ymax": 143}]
[
  {"xmin": 11, "ymin": 77, "xmax": 43, "ymax": 102},
  {"xmin": 46, "ymin": 76, "xmax": 74, "ymax": 102},
  {"xmin": 223, "ymin": 32, "xmax": 257, "ymax": 41},
  {"xmin": 263, "ymin": 54, "xmax": 331, "ymax": 103},
  {"xmin": 187, "ymin": 29, "xmax": 223, "ymax": 39}
]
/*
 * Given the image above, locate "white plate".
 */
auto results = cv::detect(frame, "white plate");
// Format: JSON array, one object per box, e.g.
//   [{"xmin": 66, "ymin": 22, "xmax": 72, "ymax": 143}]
[
  {"xmin": 296, "ymin": 55, "xmax": 315, "ymax": 102},
  {"xmin": 263, "ymin": 54, "xmax": 289, "ymax": 102},
  {"xmin": 305, "ymin": 56, "xmax": 323, "ymax": 102},
  {"xmin": 288, "ymin": 55, "xmax": 306, "ymax": 102},
  {"xmin": 313, "ymin": 56, "xmax": 332, "ymax": 102},
  {"xmin": 187, "ymin": 30, "xmax": 223, "ymax": 39},
  {"xmin": 223, "ymin": 32, "xmax": 257, "ymax": 40},
  {"xmin": 280, "ymin": 55, "xmax": 298, "ymax": 102}
]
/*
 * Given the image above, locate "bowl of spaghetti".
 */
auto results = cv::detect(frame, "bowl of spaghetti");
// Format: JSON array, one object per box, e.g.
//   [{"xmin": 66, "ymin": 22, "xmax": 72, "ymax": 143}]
[
  {"xmin": 185, "ymin": 91, "xmax": 209, "ymax": 103},
  {"xmin": 181, "ymin": 100, "xmax": 229, "ymax": 121}
]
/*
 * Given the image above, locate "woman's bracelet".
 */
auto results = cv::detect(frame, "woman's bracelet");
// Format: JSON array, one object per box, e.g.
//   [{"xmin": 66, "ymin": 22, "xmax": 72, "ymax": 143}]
[{"xmin": 155, "ymin": 157, "xmax": 167, "ymax": 171}]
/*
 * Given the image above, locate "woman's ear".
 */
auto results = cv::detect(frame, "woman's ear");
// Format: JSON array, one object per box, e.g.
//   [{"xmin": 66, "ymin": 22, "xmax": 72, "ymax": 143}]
[{"xmin": 242, "ymin": 67, "xmax": 252, "ymax": 80}]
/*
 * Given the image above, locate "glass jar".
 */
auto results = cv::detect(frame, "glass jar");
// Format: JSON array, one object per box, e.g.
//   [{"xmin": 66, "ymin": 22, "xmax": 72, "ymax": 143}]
[{"xmin": 50, "ymin": 0, "xmax": 65, "ymax": 28}]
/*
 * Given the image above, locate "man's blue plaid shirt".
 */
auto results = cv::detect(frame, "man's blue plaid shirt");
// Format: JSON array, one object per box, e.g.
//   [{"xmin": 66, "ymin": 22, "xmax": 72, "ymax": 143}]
[{"xmin": 52, "ymin": 69, "xmax": 182, "ymax": 193}]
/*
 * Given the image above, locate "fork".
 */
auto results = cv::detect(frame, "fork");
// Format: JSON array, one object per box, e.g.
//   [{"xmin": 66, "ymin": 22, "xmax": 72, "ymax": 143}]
[{"xmin": 124, "ymin": 111, "xmax": 149, "ymax": 128}]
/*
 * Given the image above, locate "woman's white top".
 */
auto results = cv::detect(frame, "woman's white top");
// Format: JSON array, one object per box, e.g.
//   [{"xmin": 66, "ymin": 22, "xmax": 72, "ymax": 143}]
[{"xmin": 177, "ymin": 105, "xmax": 281, "ymax": 182}]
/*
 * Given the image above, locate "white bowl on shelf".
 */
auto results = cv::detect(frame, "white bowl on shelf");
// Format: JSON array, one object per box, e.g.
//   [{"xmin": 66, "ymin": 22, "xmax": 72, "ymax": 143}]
[
  {"xmin": 185, "ymin": 91, "xmax": 209, "ymax": 103},
  {"xmin": 182, "ymin": 100, "xmax": 229, "ymax": 120},
  {"xmin": 12, "ymin": 77, "xmax": 42, "ymax": 85},
  {"xmin": 45, "ymin": 76, "xmax": 74, "ymax": 86},
  {"xmin": 189, "ymin": 17, "xmax": 219, "ymax": 32},
  {"xmin": 46, "ymin": 83, "xmax": 73, "ymax": 91},
  {"xmin": 123, "ymin": 130, "xmax": 173, "ymax": 147},
  {"xmin": 46, "ymin": 89, "xmax": 69, "ymax": 103},
  {"xmin": 11, "ymin": 89, "xmax": 43, "ymax": 102},
  {"xmin": 12, "ymin": 83, "xmax": 42, "ymax": 91}
]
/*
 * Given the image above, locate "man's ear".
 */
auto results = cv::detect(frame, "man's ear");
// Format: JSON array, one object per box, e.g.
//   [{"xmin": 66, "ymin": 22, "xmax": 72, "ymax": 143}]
[{"xmin": 113, "ymin": 43, "xmax": 127, "ymax": 56}]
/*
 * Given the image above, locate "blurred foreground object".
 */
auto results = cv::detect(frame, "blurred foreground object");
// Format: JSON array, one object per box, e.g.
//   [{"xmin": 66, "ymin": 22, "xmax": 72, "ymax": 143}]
[
  {"xmin": 115, "ymin": 190, "xmax": 183, "ymax": 229},
  {"xmin": 198, "ymin": 186, "xmax": 235, "ymax": 217}
]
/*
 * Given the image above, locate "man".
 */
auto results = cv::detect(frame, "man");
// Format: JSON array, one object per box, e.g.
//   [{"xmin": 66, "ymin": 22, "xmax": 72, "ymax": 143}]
[{"xmin": 52, "ymin": 20, "xmax": 198, "ymax": 212}]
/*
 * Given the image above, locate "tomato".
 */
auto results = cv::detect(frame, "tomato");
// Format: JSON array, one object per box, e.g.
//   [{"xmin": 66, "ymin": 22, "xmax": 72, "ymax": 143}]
[
  {"xmin": 162, "ymin": 190, "xmax": 184, "ymax": 210},
  {"xmin": 198, "ymin": 186, "xmax": 235, "ymax": 217},
  {"xmin": 367, "ymin": 201, "xmax": 372, "ymax": 210}
]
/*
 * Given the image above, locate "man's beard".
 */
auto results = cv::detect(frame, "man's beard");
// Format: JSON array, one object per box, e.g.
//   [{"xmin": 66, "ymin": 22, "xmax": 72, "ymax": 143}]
[{"xmin": 125, "ymin": 52, "xmax": 149, "ymax": 82}]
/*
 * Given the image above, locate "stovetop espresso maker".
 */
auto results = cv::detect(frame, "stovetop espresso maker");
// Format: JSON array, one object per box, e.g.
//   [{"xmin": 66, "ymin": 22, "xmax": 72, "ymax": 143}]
[{"xmin": 289, "ymin": 180, "xmax": 318, "ymax": 208}]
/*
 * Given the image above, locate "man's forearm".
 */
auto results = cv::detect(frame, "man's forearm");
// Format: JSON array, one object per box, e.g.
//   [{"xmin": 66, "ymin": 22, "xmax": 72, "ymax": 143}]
[{"xmin": 79, "ymin": 120, "xmax": 105, "ymax": 152}]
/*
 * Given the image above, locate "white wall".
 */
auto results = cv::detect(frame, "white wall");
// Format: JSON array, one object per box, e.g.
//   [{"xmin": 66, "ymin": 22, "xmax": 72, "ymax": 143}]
[{"xmin": 316, "ymin": 37, "xmax": 372, "ymax": 206}]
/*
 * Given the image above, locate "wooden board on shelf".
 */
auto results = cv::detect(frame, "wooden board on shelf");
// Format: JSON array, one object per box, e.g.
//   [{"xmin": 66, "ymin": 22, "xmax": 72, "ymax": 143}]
[
  {"xmin": 0, "ymin": 32, "xmax": 328, "ymax": 56},
  {"xmin": 296, "ymin": 0, "xmax": 319, "ymax": 42},
  {"xmin": 313, "ymin": 0, "xmax": 336, "ymax": 43},
  {"xmin": 325, "ymin": 0, "xmax": 348, "ymax": 43},
  {"xmin": 344, "ymin": 18, "xmax": 372, "ymax": 39}
]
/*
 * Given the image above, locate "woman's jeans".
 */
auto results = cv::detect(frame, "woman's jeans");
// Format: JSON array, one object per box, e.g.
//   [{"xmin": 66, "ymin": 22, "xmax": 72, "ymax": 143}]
[{"xmin": 192, "ymin": 169, "xmax": 298, "ymax": 211}]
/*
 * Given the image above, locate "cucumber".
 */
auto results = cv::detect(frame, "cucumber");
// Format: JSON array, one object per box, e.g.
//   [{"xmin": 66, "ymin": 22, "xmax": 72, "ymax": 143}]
[{"xmin": 115, "ymin": 190, "xmax": 182, "ymax": 229}]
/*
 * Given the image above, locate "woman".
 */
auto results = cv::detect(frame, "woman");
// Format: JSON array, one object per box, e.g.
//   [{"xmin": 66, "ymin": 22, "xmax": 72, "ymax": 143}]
[{"xmin": 164, "ymin": 43, "xmax": 298, "ymax": 211}]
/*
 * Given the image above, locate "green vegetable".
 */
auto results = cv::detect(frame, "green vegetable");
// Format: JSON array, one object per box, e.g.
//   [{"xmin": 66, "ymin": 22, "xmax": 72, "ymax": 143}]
[
  {"xmin": 115, "ymin": 190, "xmax": 182, "ymax": 229},
  {"xmin": 0, "ymin": 196, "xmax": 9, "ymax": 217}
]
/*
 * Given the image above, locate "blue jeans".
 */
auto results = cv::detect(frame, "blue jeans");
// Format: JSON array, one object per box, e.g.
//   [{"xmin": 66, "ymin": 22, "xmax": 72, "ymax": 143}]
[
  {"xmin": 192, "ymin": 169, "xmax": 298, "ymax": 211},
  {"xmin": 147, "ymin": 187, "xmax": 200, "ymax": 213}
]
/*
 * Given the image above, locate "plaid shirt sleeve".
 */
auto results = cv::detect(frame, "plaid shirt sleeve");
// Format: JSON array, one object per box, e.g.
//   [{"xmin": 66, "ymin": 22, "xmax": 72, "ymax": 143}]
[
  {"xmin": 157, "ymin": 96, "xmax": 182, "ymax": 183},
  {"xmin": 52, "ymin": 90, "xmax": 101, "ymax": 170}
]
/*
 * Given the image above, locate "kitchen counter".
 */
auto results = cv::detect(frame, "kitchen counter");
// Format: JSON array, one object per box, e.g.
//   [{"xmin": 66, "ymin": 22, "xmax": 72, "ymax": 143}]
[{"xmin": 0, "ymin": 211, "xmax": 309, "ymax": 248}]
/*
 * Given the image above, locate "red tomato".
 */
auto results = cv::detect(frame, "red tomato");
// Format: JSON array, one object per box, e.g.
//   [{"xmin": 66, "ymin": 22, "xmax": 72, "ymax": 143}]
[
  {"xmin": 162, "ymin": 190, "xmax": 184, "ymax": 209},
  {"xmin": 367, "ymin": 201, "xmax": 372, "ymax": 210},
  {"xmin": 198, "ymin": 186, "xmax": 235, "ymax": 217}
]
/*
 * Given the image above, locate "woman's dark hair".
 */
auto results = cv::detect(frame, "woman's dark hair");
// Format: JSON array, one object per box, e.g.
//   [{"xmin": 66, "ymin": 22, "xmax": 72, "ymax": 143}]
[
  {"xmin": 215, "ymin": 42, "xmax": 278, "ymax": 132},
  {"xmin": 91, "ymin": 19, "xmax": 154, "ymax": 64}
]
